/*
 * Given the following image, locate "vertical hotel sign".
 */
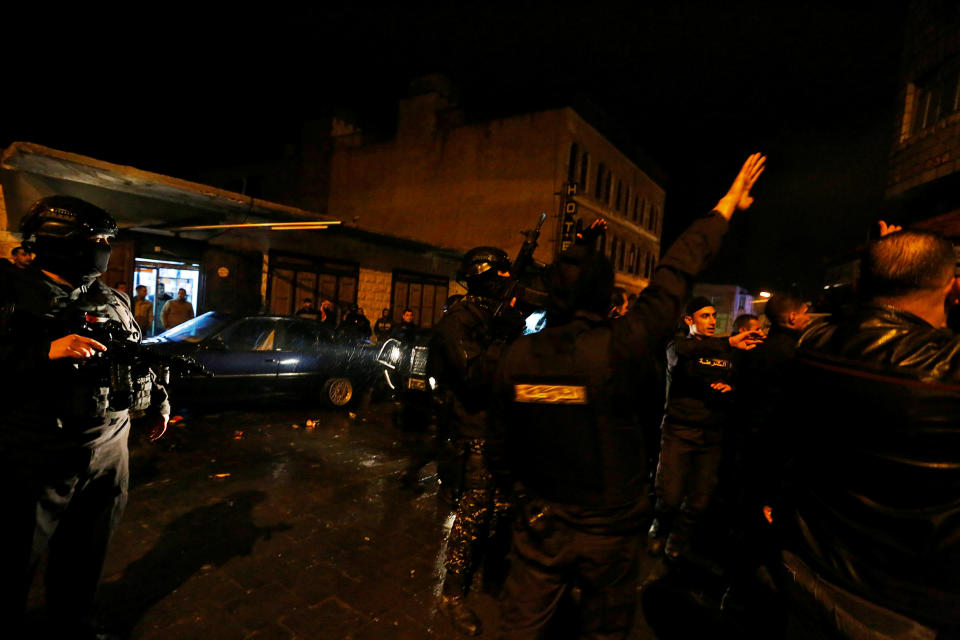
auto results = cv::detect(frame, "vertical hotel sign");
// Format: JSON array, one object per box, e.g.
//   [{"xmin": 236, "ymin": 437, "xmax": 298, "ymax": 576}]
[{"xmin": 560, "ymin": 182, "xmax": 578, "ymax": 253}]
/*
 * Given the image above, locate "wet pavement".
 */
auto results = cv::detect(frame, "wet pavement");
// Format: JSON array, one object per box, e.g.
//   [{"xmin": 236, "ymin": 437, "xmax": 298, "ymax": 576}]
[{"xmin": 27, "ymin": 400, "xmax": 659, "ymax": 639}]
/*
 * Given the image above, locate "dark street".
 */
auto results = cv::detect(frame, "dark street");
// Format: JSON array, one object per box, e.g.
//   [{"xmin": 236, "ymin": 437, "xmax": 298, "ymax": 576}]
[{"xmin": 27, "ymin": 400, "xmax": 657, "ymax": 639}]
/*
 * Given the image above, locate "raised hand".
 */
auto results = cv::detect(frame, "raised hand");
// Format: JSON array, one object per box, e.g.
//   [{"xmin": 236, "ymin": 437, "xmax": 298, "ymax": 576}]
[
  {"xmin": 878, "ymin": 220, "xmax": 903, "ymax": 237},
  {"xmin": 715, "ymin": 153, "xmax": 767, "ymax": 220}
]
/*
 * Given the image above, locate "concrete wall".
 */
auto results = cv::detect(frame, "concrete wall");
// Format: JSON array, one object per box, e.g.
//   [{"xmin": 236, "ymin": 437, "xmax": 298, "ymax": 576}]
[
  {"xmin": 329, "ymin": 106, "xmax": 564, "ymax": 265},
  {"xmin": 0, "ymin": 184, "xmax": 19, "ymax": 263},
  {"xmin": 358, "ymin": 267, "xmax": 393, "ymax": 328}
]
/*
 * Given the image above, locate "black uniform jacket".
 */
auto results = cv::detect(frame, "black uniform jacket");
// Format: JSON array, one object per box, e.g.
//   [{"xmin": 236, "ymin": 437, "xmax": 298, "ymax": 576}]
[
  {"xmin": 0, "ymin": 266, "xmax": 168, "ymax": 448},
  {"xmin": 497, "ymin": 212, "xmax": 729, "ymax": 530},
  {"xmin": 429, "ymin": 296, "xmax": 501, "ymax": 440},
  {"xmin": 784, "ymin": 304, "xmax": 960, "ymax": 628},
  {"xmin": 663, "ymin": 334, "xmax": 735, "ymax": 430}
]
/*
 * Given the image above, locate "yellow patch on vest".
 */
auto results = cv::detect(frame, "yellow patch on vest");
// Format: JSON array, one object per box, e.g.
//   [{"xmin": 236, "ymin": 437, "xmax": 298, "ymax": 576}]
[{"xmin": 514, "ymin": 384, "xmax": 588, "ymax": 404}]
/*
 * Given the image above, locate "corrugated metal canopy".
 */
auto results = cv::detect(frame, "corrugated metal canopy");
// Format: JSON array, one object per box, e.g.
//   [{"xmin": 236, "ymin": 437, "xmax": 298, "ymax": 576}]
[{"xmin": 1, "ymin": 142, "xmax": 339, "ymax": 232}]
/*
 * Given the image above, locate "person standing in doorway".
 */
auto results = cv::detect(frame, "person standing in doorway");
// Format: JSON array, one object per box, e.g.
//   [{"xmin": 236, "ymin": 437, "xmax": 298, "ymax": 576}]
[
  {"xmin": 161, "ymin": 288, "xmax": 195, "ymax": 330},
  {"xmin": 133, "ymin": 285, "xmax": 154, "ymax": 335}
]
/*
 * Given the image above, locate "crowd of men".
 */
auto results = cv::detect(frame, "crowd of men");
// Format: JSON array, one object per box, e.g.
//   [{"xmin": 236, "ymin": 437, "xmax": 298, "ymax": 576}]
[
  {"xmin": 3, "ymin": 150, "xmax": 959, "ymax": 639},
  {"xmin": 420, "ymin": 151, "xmax": 959, "ymax": 640}
]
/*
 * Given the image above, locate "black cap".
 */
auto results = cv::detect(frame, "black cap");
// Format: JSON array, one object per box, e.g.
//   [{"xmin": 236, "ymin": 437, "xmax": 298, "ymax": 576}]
[{"xmin": 684, "ymin": 296, "xmax": 714, "ymax": 317}]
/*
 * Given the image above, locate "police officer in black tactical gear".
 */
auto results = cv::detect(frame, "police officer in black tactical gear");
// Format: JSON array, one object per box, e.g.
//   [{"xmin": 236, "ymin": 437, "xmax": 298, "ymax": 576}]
[
  {"xmin": 0, "ymin": 196, "xmax": 169, "ymax": 639},
  {"xmin": 430, "ymin": 245, "xmax": 522, "ymax": 637},
  {"xmin": 495, "ymin": 153, "xmax": 765, "ymax": 640},
  {"xmin": 646, "ymin": 296, "xmax": 761, "ymax": 561}
]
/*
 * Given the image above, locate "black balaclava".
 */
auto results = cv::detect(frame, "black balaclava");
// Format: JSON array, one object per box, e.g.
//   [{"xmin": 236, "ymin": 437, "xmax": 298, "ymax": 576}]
[
  {"xmin": 34, "ymin": 235, "xmax": 112, "ymax": 287},
  {"xmin": 469, "ymin": 271, "xmax": 511, "ymax": 300},
  {"xmin": 33, "ymin": 236, "xmax": 110, "ymax": 285}
]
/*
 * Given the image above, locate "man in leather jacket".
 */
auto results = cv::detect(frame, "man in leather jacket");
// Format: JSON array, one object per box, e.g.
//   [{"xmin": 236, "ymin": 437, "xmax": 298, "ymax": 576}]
[
  {"xmin": 496, "ymin": 154, "xmax": 766, "ymax": 639},
  {"xmin": 0, "ymin": 196, "xmax": 169, "ymax": 639},
  {"xmin": 780, "ymin": 225, "xmax": 960, "ymax": 637}
]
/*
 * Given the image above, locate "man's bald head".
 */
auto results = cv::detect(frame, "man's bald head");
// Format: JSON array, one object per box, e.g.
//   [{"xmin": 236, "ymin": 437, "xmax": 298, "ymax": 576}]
[{"xmin": 861, "ymin": 230, "xmax": 955, "ymax": 299}]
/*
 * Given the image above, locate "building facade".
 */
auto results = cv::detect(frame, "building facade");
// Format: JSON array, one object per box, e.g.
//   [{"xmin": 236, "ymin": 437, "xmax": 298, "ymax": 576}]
[
  {"xmin": 325, "ymin": 78, "xmax": 665, "ymax": 294},
  {"xmin": 887, "ymin": 0, "xmax": 960, "ymax": 236}
]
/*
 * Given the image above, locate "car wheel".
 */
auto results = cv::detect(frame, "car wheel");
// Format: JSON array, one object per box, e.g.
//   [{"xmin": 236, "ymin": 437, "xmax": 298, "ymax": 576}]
[{"xmin": 323, "ymin": 377, "xmax": 354, "ymax": 407}]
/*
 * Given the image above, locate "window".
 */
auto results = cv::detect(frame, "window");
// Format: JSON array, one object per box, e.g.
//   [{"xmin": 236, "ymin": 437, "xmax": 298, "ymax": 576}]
[
  {"xmin": 639, "ymin": 198, "xmax": 646, "ymax": 228},
  {"xmin": 615, "ymin": 180, "xmax": 623, "ymax": 211},
  {"xmin": 595, "ymin": 162, "xmax": 606, "ymax": 196},
  {"xmin": 392, "ymin": 271, "xmax": 449, "ymax": 328},
  {"xmin": 909, "ymin": 64, "xmax": 960, "ymax": 136},
  {"xmin": 280, "ymin": 319, "xmax": 334, "ymax": 351},
  {"xmin": 631, "ymin": 194, "xmax": 638, "ymax": 222},
  {"xmin": 605, "ymin": 172, "xmax": 613, "ymax": 204},
  {"xmin": 567, "ymin": 142, "xmax": 579, "ymax": 183},
  {"xmin": 628, "ymin": 244, "xmax": 636, "ymax": 272},
  {"xmin": 268, "ymin": 252, "xmax": 358, "ymax": 316},
  {"xmin": 618, "ymin": 242, "xmax": 625, "ymax": 271},
  {"xmin": 218, "ymin": 318, "xmax": 279, "ymax": 351},
  {"xmin": 580, "ymin": 151, "xmax": 590, "ymax": 192}
]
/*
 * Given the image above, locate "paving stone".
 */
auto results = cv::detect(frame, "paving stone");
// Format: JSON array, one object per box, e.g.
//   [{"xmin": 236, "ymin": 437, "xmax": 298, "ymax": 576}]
[
  {"xmin": 279, "ymin": 597, "xmax": 368, "ymax": 638},
  {"xmin": 23, "ymin": 403, "xmax": 659, "ymax": 639},
  {"xmin": 224, "ymin": 581, "xmax": 308, "ymax": 631}
]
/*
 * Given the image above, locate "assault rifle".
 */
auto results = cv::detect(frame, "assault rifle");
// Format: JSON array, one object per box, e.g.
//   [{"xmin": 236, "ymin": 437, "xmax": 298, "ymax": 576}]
[
  {"xmin": 77, "ymin": 315, "xmax": 212, "ymax": 383},
  {"xmin": 492, "ymin": 213, "xmax": 550, "ymax": 329}
]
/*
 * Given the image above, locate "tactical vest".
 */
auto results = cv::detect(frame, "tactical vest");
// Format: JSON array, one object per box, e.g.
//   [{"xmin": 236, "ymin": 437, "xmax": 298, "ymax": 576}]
[
  {"xmin": 500, "ymin": 317, "xmax": 647, "ymax": 511},
  {"xmin": 2, "ymin": 270, "xmax": 153, "ymax": 423}
]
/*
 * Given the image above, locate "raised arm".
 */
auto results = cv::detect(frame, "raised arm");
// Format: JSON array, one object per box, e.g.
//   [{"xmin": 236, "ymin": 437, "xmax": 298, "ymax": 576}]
[{"xmin": 617, "ymin": 154, "xmax": 767, "ymax": 348}]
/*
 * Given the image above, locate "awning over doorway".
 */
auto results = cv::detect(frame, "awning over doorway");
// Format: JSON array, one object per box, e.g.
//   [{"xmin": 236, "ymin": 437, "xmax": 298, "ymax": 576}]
[{"xmin": 1, "ymin": 141, "xmax": 340, "ymax": 233}]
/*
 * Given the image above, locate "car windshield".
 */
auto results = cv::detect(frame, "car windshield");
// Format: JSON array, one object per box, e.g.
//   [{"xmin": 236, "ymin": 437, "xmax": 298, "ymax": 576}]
[{"xmin": 149, "ymin": 311, "xmax": 229, "ymax": 343}]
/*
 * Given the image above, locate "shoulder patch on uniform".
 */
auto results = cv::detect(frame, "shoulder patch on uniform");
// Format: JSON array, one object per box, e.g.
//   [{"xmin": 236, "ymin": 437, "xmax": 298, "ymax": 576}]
[{"xmin": 514, "ymin": 384, "xmax": 588, "ymax": 404}]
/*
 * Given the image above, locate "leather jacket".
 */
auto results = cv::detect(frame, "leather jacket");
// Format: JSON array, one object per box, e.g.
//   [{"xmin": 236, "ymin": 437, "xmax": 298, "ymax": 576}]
[{"xmin": 783, "ymin": 303, "xmax": 960, "ymax": 628}]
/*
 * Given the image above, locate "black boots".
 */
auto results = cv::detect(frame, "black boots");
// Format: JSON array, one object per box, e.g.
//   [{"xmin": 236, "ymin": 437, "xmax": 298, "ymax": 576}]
[
  {"xmin": 439, "ymin": 594, "xmax": 482, "ymax": 636},
  {"xmin": 647, "ymin": 518, "xmax": 667, "ymax": 556}
]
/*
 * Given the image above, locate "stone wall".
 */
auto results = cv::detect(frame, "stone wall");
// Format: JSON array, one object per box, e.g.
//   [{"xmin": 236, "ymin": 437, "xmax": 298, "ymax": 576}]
[
  {"xmin": 357, "ymin": 267, "xmax": 393, "ymax": 336},
  {"xmin": 0, "ymin": 184, "xmax": 21, "ymax": 263}
]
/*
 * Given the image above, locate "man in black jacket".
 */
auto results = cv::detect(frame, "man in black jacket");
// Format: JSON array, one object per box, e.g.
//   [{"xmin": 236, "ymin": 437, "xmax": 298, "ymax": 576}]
[
  {"xmin": 430, "ymin": 246, "xmax": 520, "ymax": 636},
  {"xmin": 780, "ymin": 225, "xmax": 960, "ymax": 637},
  {"xmin": 736, "ymin": 292, "xmax": 810, "ymax": 510},
  {"xmin": 647, "ymin": 297, "xmax": 760, "ymax": 560},
  {"xmin": 0, "ymin": 196, "xmax": 169, "ymax": 639},
  {"xmin": 496, "ymin": 153, "xmax": 765, "ymax": 639}
]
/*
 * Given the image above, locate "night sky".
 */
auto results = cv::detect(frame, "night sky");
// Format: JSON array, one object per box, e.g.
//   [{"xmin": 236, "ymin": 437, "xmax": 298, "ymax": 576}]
[{"xmin": 3, "ymin": 4, "xmax": 906, "ymax": 294}]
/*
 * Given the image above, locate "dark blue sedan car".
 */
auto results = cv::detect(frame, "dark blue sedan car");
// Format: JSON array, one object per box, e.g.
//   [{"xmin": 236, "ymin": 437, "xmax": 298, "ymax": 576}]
[{"xmin": 143, "ymin": 312, "xmax": 380, "ymax": 408}]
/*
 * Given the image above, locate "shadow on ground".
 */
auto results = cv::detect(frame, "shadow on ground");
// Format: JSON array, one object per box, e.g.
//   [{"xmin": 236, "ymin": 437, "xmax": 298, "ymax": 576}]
[{"xmin": 98, "ymin": 490, "xmax": 291, "ymax": 634}]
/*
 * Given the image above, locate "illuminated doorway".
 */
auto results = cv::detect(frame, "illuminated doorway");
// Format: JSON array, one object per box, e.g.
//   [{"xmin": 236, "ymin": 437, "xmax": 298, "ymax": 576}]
[{"xmin": 134, "ymin": 258, "xmax": 201, "ymax": 336}]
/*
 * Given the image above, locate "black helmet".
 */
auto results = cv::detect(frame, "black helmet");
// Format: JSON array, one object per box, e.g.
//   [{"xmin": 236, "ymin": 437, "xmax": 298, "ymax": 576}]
[
  {"xmin": 21, "ymin": 196, "xmax": 118, "ymax": 283},
  {"xmin": 458, "ymin": 246, "xmax": 510, "ymax": 283},
  {"xmin": 20, "ymin": 196, "xmax": 118, "ymax": 242}
]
